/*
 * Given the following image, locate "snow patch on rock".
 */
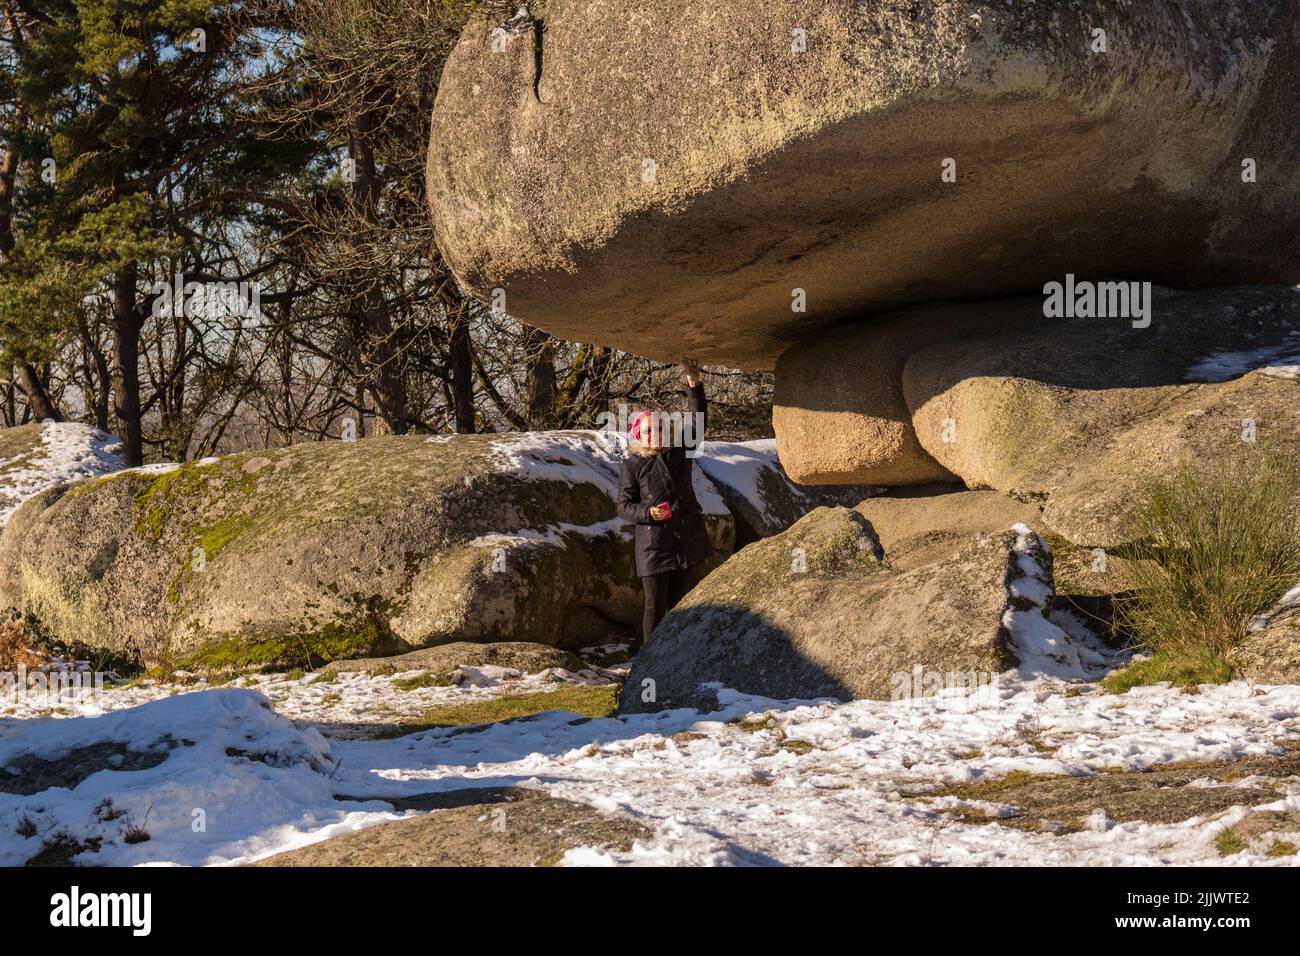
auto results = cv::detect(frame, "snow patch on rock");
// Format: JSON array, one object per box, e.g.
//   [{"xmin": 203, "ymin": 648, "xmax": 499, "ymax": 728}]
[
  {"xmin": 0, "ymin": 422, "xmax": 128, "ymax": 526},
  {"xmin": 1185, "ymin": 329, "xmax": 1300, "ymax": 382},
  {"xmin": 1003, "ymin": 524, "xmax": 1122, "ymax": 681}
]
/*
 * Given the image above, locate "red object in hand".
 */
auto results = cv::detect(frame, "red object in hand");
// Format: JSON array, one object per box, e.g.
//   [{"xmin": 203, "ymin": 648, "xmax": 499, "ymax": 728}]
[{"xmin": 657, "ymin": 502, "xmax": 673, "ymax": 520}]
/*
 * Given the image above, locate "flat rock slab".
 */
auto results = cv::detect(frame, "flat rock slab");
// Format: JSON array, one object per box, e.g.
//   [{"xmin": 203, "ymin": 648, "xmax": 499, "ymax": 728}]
[
  {"xmin": 853, "ymin": 486, "xmax": 1041, "ymax": 571},
  {"xmin": 913, "ymin": 744, "xmax": 1300, "ymax": 835},
  {"xmin": 903, "ymin": 286, "xmax": 1300, "ymax": 546},
  {"xmin": 320, "ymin": 641, "xmax": 584, "ymax": 677},
  {"xmin": 776, "ymin": 285, "xmax": 1300, "ymax": 496},
  {"xmin": 255, "ymin": 788, "xmax": 650, "ymax": 867},
  {"xmin": 429, "ymin": 1, "xmax": 1300, "ymax": 368}
]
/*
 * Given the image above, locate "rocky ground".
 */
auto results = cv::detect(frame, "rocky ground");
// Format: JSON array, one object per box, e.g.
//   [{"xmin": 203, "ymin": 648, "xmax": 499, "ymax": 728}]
[{"xmin": 2, "ymin": 647, "xmax": 1299, "ymax": 867}]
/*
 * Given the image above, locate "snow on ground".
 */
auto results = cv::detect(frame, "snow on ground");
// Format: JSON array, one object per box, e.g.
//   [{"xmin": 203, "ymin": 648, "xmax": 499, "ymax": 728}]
[
  {"xmin": 0, "ymin": 689, "xmax": 405, "ymax": 866},
  {"xmin": 0, "ymin": 660, "xmax": 620, "ymax": 729},
  {"xmin": 0, "ymin": 422, "xmax": 127, "ymax": 525},
  {"xmin": 3, "ymin": 657, "xmax": 1299, "ymax": 867},
  {"xmin": 339, "ymin": 679, "xmax": 1300, "ymax": 868}
]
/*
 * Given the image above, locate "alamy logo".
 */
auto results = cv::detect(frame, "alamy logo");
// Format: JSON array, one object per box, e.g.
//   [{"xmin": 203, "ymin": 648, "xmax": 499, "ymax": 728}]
[
  {"xmin": 49, "ymin": 886, "xmax": 151, "ymax": 936},
  {"xmin": 149, "ymin": 273, "xmax": 262, "ymax": 321},
  {"xmin": 1042, "ymin": 274, "xmax": 1152, "ymax": 328}
]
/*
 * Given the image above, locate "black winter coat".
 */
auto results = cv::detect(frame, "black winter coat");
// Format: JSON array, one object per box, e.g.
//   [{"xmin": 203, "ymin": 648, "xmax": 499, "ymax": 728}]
[{"xmin": 616, "ymin": 383, "xmax": 714, "ymax": 577}]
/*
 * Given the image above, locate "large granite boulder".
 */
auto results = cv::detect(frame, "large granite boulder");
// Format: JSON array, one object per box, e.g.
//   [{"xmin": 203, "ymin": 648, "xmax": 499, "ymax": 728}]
[
  {"xmin": 619, "ymin": 500, "xmax": 1115, "ymax": 712},
  {"xmin": 0, "ymin": 431, "xmax": 734, "ymax": 671},
  {"xmin": 428, "ymin": 0, "xmax": 1300, "ymax": 368},
  {"xmin": 773, "ymin": 285, "xmax": 1300, "ymax": 542},
  {"xmin": 0, "ymin": 430, "xmax": 868, "ymax": 672}
]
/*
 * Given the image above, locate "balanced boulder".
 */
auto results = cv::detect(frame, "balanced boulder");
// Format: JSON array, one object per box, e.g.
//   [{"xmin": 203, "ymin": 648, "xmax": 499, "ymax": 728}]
[{"xmin": 428, "ymin": 0, "xmax": 1300, "ymax": 368}]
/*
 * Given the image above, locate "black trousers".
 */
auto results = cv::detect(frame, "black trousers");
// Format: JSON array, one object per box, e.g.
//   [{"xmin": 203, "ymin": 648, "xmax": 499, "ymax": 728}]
[{"xmin": 638, "ymin": 568, "xmax": 693, "ymax": 647}]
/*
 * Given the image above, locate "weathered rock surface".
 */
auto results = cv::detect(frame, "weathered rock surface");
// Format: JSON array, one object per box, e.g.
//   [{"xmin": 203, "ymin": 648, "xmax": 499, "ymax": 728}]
[
  {"xmin": 255, "ymin": 787, "xmax": 649, "ymax": 866},
  {"xmin": 904, "ymin": 286, "xmax": 1300, "ymax": 546},
  {"xmin": 0, "ymin": 431, "xmax": 733, "ymax": 670},
  {"xmin": 320, "ymin": 640, "xmax": 583, "ymax": 677},
  {"xmin": 774, "ymin": 318, "xmax": 964, "ymax": 485},
  {"xmin": 619, "ymin": 500, "xmax": 1108, "ymax": 713},
  {"xmin": 777, "ymin": 286, "xmax": 1300, "ymax": 496},
  {"xmin": 774, "ymin": 300, "xmax": 1042, "ymax": 483},
  {"xmin": 1238, "ymin": 588, "xmax": 1300, "ymax": 685},
  {"xmin": 854, "ymin": 485, "xmax": 1041, "ymax": 570},
  {"xmin": 428, "ymin": 1, "xmax": 1300, "ymax": 368}
]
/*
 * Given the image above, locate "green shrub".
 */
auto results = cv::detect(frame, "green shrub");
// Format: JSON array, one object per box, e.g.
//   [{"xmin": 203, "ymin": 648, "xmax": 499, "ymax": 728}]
[{"xmin": 1111, "ymin": 453, "xmax": 1300, "ymax": 686}]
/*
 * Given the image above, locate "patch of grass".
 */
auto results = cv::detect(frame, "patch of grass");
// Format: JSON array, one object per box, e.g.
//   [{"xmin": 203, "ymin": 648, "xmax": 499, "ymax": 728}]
[
  {"xmin": 1265, "ymin": 839, "xmax": 1298, "ymax": 857},
  {"xmin": 732, "ymin": 716, "xmax": 778, "ymax": 733},
  {"xmin": 1114, "ymin": 454, "xmax": 1300, "ymax": 687},
  {"xmin": 93, "ymin": 798, "xmax": 126, "ymax": 822},
  {"xmin": 377, "ymin": 684, "xmax": 619, "ymax": 738},
  {"xmin": 1214, "ymin": 825, "xmax": 1247, "ymax": 856},
  {"xmin": 926, "ymin": 769, "xmax": 1039, "ymax": 801},
  {"xmin": 25, "ymin": 832, "xmax": 102, "ymax": 867},
  {"xmin": 1103, "ymin": 652, "xmax": 1237, "ymax": 694}
]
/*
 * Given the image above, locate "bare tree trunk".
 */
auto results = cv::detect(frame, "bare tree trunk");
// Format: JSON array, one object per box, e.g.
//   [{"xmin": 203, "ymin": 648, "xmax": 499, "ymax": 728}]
[
  {"xmin": 77, "ymin": 314, "xmax": 112, "ymax": 430},
  {"xmin": 111, "ymin": 264, "xmax": 144, "ymax": 465},
  {"xmin": 15, "ymin": 365, "xmax": 61, "ymax": 421},
  {"xmin": 0, "ymin": 140, "xmax": 16, "ymax": 258},
  {"xmin": 347, "ymin": 112, "xmax": 408, "ymax": 435},
  {"xmin": 524, "ymin": 329, "xmax": 556, "ymax": 430}
]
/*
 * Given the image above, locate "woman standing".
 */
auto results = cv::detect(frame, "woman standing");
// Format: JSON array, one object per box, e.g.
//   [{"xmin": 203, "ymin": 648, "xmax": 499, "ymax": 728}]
[{"xmin": 616, "ymin": 360, "xmax": 714, "ymax": 653}]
